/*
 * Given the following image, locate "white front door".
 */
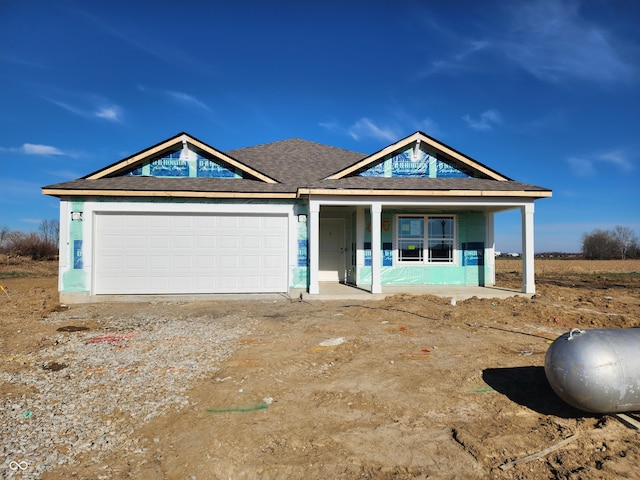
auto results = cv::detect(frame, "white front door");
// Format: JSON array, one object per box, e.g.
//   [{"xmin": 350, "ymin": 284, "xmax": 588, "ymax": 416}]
[{"xmin": 319, "ymin": 218, "xmax": 345, "ymax": 282}]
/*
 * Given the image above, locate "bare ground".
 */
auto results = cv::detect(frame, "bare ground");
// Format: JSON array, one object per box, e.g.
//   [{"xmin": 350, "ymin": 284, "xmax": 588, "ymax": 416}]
[{"xmin": 2, "ymin": 257, "xmax": 640, "ymax": 479}]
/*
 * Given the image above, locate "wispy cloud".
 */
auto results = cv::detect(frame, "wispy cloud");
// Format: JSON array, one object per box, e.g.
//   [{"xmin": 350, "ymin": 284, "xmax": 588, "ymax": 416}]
[
  {"xmin": 45, "ymin": 94, "xmax": 124, "ymax": 122},
  {"xmin": 347, "ymin": 118, "xmax": 399, "ymax": 142},
  {"xmin": 500, "ymin": 0, "xmax": 634, "ymax": 84},
  {"xmin": 421, "ymin": 0, "xmax": 635, "ymax": 85},
  {"xmin": 0, "ymin": 143, "xmax": 88, "ymax": 159},
  {"xmin": 567, "ymin": 149, "xmax": 634, "ymax": 176},
  {"xmin": 22, "ymin": 143, "xmax": 65, "ymax": 156},
  {"xmin": 0, "ymin": 143, "xmax": 66, "ymax": 156},
  {"xmin": 463, "ymin": 109, "xmax": 502, "ymax": 131},
  {"xmin": 95, "ymin": 106, "xmax": 122, "ymax": 121},
  {"xmin": 567, "ymin": 156, "xmax": 595, "ymax": 176},
  {"xmin": 138, "ymin": 85, "xmax": 211, "ymax": 111},
  {"xmin": 599, "ymin": 150, "xmax": 633, "ymax": 170},
  {"xmin": 421, "ymin": 41, "xmax": 490, "ymax": 78},
  {"xmin": 320, "ymin": 113, "xmax": 442, "ymax": 142},
  {"xmin": 318, "ymin": 120, "xmax": 343, "ymax": 133},
  {"xmin": 166, "ymin": 91, "xmax": 211, "ymax": 111}
]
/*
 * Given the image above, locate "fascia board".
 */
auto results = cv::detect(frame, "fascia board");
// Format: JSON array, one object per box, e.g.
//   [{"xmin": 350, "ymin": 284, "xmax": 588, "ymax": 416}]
[
  {"xmin": 326, "ymin": 132, "xmax": 422, "ymax": 179},
  {"xmin": 297, "ymin": 188, "xmax": 552, "ymax": 198},
  {"xmin": 41, "ymin": 188, "xmax": 296, "ymax": 199},
  {"xmin": 186, "ymin": 137, "xmax": 277, "ymax": 184},
  {"xmin": 85, "ymin": 134, "xmax": 184, "ymax": 179}
]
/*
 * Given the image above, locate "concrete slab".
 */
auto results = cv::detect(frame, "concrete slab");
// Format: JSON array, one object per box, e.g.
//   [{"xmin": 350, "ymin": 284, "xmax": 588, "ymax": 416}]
[
  {"xmin": 293, "ymin": 283, "xmax": 530, "ymax": 302},
  {"xmin": 70, "ymin": 283, "xmax": 529, "ymax": 304}
]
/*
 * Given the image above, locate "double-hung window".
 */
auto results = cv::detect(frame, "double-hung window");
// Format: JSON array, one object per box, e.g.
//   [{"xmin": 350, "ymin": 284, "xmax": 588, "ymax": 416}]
[{"xmin": 397, "ymin": 215, "xmax": 455, "ymax": 264}]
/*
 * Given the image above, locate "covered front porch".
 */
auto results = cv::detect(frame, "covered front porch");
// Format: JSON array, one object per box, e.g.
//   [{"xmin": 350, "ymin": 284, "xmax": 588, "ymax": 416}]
[{"xmin": 306, "ymin": 196, "xmax": 537, "ymax": 296}]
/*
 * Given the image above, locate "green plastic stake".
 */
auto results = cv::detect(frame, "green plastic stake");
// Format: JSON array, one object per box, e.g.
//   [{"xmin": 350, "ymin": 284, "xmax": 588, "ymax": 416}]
[{"xmin": 206, "ymin": 403, "xmax": 269, "ymax": 413}]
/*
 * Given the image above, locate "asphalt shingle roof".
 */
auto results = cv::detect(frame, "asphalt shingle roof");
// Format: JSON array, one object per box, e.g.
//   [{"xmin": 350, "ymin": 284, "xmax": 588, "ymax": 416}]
[
  {"xmin": 42, "ymin": 136, "xmax": 551, "ymax": 197},
  {"xmin": 228, "ymin": 138, "xmax": 367, "ymax": 184}
]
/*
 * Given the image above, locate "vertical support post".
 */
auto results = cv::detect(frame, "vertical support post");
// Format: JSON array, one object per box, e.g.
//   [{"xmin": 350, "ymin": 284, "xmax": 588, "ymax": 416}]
[
  {"xmin": 58, "ymin": 199, "xmax": 70, "ymax": 292},
  {"xmin": 370, "ymin": 202, "xmax": 382, "ymax": 294},
  {"xmin": 309, "ymin": 201, "xmax": 320, "ymax": 294},
  {"xmin": 521, "ymin": 203, "xmax": 535, "ymax": 294},
  {"xmin": 485, "ymin": 212, "xmax": 495, "ymax": 286},
  {"xmin": 356, "ymin": 206, "xmax": 365, "ymax": 285}
]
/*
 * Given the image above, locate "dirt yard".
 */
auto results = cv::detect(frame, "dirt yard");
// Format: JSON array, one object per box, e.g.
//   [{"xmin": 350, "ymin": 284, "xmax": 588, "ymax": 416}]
[{"xmin": 1, "ymin": 257, "xmax": 640, "ymax": 479}]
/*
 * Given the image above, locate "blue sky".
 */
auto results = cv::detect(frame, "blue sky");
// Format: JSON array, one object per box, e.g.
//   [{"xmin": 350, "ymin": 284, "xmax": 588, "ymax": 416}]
[{"xmin": 1, "ymin": 0, "xmax": 639, "ymax": 253}]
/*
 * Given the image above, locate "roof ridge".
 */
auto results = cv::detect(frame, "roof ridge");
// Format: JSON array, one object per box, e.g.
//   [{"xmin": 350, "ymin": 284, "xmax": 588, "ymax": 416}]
[{"xmin": 228, "ymin": 137, "xmax": 365, "ymax": 156}]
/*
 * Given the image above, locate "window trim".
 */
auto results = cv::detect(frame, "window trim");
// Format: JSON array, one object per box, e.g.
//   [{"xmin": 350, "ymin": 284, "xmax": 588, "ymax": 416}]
[{"xmin": 394, "ymin": 214, "xmax": 457, "ymax": 266}]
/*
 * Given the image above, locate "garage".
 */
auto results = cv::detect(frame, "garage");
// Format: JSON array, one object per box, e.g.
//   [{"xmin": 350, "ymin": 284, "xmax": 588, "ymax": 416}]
[{"xmin": 94, "ymin": 212, "xmax": 288, "ymax": 294}]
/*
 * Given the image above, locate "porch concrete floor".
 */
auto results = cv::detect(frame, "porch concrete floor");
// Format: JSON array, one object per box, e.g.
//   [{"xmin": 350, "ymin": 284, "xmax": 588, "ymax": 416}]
[
  {"xmin": 294, "ymin": 282, "xmax": 531, "ymax": 302},
  {"xmin": 87, "ymin": 283, "xmax": 529, "ymax": 304}
]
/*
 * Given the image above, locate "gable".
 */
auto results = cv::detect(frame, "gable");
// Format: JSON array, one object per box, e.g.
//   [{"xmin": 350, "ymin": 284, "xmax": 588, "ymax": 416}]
[
  {"xmin": 85, "ymin": 133, "xmax": 278, "ymax": 184},
  {"xmin": 357, "ymin": 144, "xmax": 475, "ymax": 179},
  {"xmin": 328, "ymin": 132, "xmax": 510, "ymax": 181},
  {"xmin": 122, "ymin": 145, "xmax": 241, "ymax": 179}
]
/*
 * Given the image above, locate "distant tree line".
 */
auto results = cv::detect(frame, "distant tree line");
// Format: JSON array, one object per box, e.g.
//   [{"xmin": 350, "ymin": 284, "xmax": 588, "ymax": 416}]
[
  {"xmin": 582, "ymin": 226, "xmax": 639, "ymax": 260},
  {"xmin": 0, "ymin": 219, "xmax": 59, "ymax": 260}
]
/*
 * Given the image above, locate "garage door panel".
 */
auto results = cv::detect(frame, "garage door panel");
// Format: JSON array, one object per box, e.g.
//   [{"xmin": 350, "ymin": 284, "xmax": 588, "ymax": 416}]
[
  {"xmin": 240, "ymin": 216, "xmax": 261, "ymax": 229},
  {"xmin": 173, "ymin": 256, "xmax": 193, "ymax": 268},
  {"xmin": 263, "ymin": 216, "xmax": 286, "ymax": 229},
  {"xmin": 194, "ymin": 216, "xmax": 215, "ymax": 228},
  {"xmin": 242, "ymin": 236, "xmax": 261, "ymax": 248},
  {"xmin": 264, "ymin": 235, "xmax": 285, "ymax": 248},
  {"xmin": 148, "ymin": 216, "xmax": 170, "ymax": 228},
  {"xmin": 150, "ymin": 236, "xmax": 170, "ymax": 248},
  {"xmin": 95, "ymin": 213, "xmax": 288, "ymax": 294},
  {"xmin": 217, "ymin": 216, "xmax": 238, "ymax": 228},
  {"xmin": 263, "ymin": 255, "xmax": 284, "ymax": 268},
  {"xmin": 242, "ymin": 256, "xmax": 261, "ymax": 268},
  {"xmin": 173, "ymin": 236, "xmax": 193, "ymax": 249},
  {"xmin": 263, "ymin": 275, "xmax": 285, "ymax": 288},
  {"xmin": 149, "ymin": 255, "xmax": 170, "ymax": 269},
  {"xmin": 196, "ymin": 236, "xmax": 216, "ymax": 248},
  {"xmin": 219, "ymin": 256, "xmax": 239, "ymax": 268},
  {"xmin": 125, "ymin": 256, "xmax": 146, "ymax": 269},
  {"xmin": 194, "ymin": 256, "xmax": 216, "ymax": 269},
  {"xmin": 240, "ymin": 276, "xmax": 261, "ymax": 289},
  {"xmin": 218, "ymin": 236, "xmax": 239, "ymax": 249}
]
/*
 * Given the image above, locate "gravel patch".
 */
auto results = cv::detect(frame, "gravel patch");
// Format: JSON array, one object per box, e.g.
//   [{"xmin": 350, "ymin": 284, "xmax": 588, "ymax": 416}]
[{"xmin": 1, "ymin": 307, "xmax": 252, "ymax": 479}]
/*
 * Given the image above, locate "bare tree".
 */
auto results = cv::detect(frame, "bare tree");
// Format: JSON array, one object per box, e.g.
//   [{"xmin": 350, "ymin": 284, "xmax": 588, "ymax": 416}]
[
  {"xmin": 39, "ymin": 219, "xmax": 60, "ymax": 245},
  {"xmin": 0, "ymin": 226, "xmax": 8, "ymax": 251},
  {"xmin": 582, "ymin": 226, "xmax": 639, "ymax": 259},
  {"xmin": 613, "ymin": 225, "xmax": 638, "ymax": 260}
]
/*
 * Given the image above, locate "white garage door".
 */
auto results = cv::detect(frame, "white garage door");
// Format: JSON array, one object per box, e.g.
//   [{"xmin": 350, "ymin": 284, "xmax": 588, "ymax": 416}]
[{"xmin": 94, "ymin": 213, "xmax": 288, "ymax": 294}]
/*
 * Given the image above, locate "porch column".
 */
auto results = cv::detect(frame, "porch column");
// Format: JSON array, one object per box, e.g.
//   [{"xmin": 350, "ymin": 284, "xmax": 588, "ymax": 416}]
[
  {"xmin": 521, "ymin": 203, "xmax": 535, "ymax": 294},
  {"xmin": 370, "ymin": 202, "xmax": 382, "ymax": 294},
  {"xmin": 356, "ymin": 206, "xmax": 365, "ymax": 276},
  {"xmin": 485, "ymin": 212, "xmax": 495, "ymax": 286},
  {"xmin": 309, "ymin": 201, "xmax": 320, "ymax": 294}
]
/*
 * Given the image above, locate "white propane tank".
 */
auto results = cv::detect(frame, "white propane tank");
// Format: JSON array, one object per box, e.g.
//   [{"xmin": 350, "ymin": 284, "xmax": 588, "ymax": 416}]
[{"xmin": 544, "ymin": 328, "xmax": 640, "ymax": 413}]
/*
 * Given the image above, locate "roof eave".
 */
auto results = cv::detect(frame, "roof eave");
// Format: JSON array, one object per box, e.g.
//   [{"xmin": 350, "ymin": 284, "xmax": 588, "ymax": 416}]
[
  {"xmin": 297, "ymin": 188, "xmax": 552, "ymax": 198},
  {"xmin": 41, "ymin": 188, "xmax": 297, "ymax": 199}
]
